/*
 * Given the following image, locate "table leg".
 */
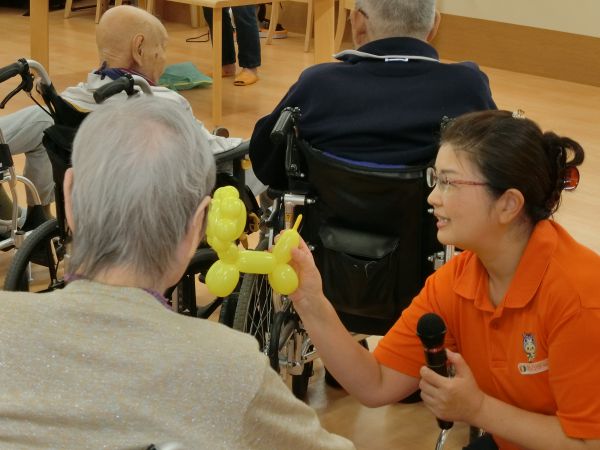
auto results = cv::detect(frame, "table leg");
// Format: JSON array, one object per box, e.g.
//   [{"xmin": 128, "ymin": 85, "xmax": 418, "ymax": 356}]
[
  {"xmin": 212, "ymin": 7, "xmax": 223, "ymax": 125},
  {"xmin": 30, "ymin": 0, "xmax": 50, "ymax": 71},
  {"xmin": 313, "ymin": 0, "xmax": 335, "ymax": 64}
]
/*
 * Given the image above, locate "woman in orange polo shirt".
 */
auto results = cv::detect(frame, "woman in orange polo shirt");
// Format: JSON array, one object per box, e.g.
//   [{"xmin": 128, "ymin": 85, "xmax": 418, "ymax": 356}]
[{"xmin": 289, "ymin": 110, "xmax": 600, "ymax": 450}]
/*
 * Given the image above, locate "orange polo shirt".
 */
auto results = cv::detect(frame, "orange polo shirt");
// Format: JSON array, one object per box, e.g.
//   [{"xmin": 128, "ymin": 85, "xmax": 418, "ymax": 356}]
[{"xmin": 374, "ymin": 220, "xmax": 600, "ymax": 449}]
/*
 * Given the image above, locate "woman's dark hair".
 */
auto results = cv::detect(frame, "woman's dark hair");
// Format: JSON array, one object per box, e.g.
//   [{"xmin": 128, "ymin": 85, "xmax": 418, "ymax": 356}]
[{"xmin": 440, "ymin": 110, "xmax": 585, "ymax": 223}]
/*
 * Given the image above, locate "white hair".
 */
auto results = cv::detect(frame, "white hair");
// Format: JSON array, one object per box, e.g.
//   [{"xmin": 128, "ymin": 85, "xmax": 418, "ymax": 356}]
[
  {"xmin": 355, "ymin": 0, "xmax": 436, "ymax": 40},
  {"xmin": 69, "ymin": 96, "xmax": 216, "ymax": 281}
]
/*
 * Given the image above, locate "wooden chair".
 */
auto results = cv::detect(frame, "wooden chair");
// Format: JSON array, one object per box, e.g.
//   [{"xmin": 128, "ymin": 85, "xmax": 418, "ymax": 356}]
[
  {"xmin": 63, "ymin": 0, "xmax": 155, "ymax": 24},
  {"xmin": 334, "ymin": 0, "xmax": 354, "ymax": 51},
  {"xmin": 266, "ymin": 1, "xmax": 313, "ymax": 52},
  {"xmin": 63, "ymin": 0, "xmax": 124, "ymax": 24},
  {"xmin": 146, "ymin": 0, "xmax": 203, "ymax": 28}
]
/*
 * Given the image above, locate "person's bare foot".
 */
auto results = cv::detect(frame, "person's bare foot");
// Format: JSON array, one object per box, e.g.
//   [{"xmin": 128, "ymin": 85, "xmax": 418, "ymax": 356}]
[{"xmin": 222, "ymin": 63, "xmax": 236, "ymax": 77}]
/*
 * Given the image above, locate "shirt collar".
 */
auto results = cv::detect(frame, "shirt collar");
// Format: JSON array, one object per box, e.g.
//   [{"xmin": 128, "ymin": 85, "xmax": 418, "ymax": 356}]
[
  {"xmin": 335, "ymin": 37, "xmax": 439, "ymax": 63},
  {"xmin": 94, "ymin": 62, "xmax": 156, "ymax": 86},
  {"xmin": 454, "ymin": 220, "xmax": 558, "ymax": 310},
  {"xmin": 65, "ymin": 274, "xmax": 171, "ymax": 310}
]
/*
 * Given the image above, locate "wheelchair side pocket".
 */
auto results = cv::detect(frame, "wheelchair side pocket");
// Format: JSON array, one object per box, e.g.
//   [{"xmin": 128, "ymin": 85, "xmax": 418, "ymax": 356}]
[{"xmin": 315, "ymin": 225, "xmax": 420, "ymax": 321}]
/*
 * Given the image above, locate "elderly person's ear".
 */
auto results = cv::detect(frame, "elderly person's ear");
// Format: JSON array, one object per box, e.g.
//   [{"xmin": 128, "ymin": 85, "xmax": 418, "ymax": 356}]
[
  {"xmin": 426, "ymin": 10, "xmax": 441, "ymax": 42},
  {"xmin": 131, "ymin": 33, "xmax": 145, "ymax": 66},
  {"xmin": 63, "ymin": 168, "xmax": 75, "ymax": 232},
  {"xmin": 187, "ymin": 196, "xmax": 212, "ymax": 254},
  {"xmin": 350, "ymin": 8, "xmax": 369, "ymax": 47}
]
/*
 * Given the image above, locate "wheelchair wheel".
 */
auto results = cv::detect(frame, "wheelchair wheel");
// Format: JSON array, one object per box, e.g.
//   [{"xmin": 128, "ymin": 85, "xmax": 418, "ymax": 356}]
[
  {"xmin": 292, "ymin": 358, "xmax": 313, "ymax": 400},
  {"xmin": 268, "ymin": 309, "xmax": 313, "ymax": 400},
  {"xmin": 3, "ymin": 219, "xmax": 66, "ymax": 292},
  {"xmin": 218, "ymin": 292, "xmax": 238, "ymax": 327},
  {"xmin": 232, "ymin": 238, "xmax": 277, "ymax": 352},
  {"xmin": 267, "ymin": 310, "xmax": 293, "ymax": 371},
  {"xmin": 165, "ymin": 247, "xmax": 219, "ymax": 318}
]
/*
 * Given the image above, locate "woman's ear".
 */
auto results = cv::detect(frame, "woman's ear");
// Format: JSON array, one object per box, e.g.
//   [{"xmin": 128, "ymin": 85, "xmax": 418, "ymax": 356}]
[
  {"xmin": 63, "ymin": 168, "xmax": 75, "ymax": 232},
  {"xmin": 496, "ymin": 188, "xmax": 526, "ymax": 224}
]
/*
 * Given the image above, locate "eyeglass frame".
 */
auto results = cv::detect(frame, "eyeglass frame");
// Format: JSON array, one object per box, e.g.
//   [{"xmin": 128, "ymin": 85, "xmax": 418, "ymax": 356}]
[{"xmin": 426, "ymin": 166, "xmax": 489, "ymax": 192}]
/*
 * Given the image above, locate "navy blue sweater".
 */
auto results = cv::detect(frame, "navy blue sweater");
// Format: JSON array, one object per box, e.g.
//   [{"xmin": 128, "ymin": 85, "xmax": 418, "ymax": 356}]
[{"xmin": 249, "ymin": 37, "xmax": 496, "ymax": 188}]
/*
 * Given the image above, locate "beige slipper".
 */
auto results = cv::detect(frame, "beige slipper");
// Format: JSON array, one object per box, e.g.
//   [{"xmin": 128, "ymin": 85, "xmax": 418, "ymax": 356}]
[{"xmin": 234, "ymin": 70, "xmax": 258, "ymax": 86}]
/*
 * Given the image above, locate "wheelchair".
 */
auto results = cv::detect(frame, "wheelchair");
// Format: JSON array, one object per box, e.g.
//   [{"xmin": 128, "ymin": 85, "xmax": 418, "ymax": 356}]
[
  {"xmin": 0, "ymin": 59, "xmax": 48, "ymax": 254},
  {"xmin": 233, "ymin": 107, "xmax": 455, "ymax": 399},
  {"xmin": 0, "ymin": 59, "xmax": 262, "ymax": 322},
  {"xmin": 0, "ymin": 58, "xmax": 72, "ymax": 291}
]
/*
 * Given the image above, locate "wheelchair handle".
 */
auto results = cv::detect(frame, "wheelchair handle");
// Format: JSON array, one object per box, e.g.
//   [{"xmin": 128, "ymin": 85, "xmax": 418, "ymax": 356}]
[
  {"xmin": 93, "ymin": 74, "xmax": 154, "ymax": 104},
  {"xmin": 0, "ymin": 59, "xmax": 52, "ymax": 109},
  {"xmin": 0, "ymin": 60, "xmax": 26, "ymax": 84},
  {"xmin": 26, "ymin": 59, "xmax": 52, "ymax": 86},
  {"xmin": 270, "ymin": 107, "xmax": 300, "ymax": 147}
]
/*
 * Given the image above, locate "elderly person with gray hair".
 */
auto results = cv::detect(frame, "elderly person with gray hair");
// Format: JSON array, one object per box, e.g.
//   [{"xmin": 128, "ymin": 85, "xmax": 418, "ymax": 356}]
[
  {"xmin": 250, "ymin": 0, "xmax": 497, "ymax": 189},
  {"xmin": 0, "ymin": 97, "xmax": 354, "ymax": 450}
]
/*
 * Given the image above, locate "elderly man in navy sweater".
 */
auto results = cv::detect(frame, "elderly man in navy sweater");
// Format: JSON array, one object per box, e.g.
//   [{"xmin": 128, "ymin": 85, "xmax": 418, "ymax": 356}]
[{"xmin": 249, "ymin": 0, "xmax": 496, "ymax": 189}]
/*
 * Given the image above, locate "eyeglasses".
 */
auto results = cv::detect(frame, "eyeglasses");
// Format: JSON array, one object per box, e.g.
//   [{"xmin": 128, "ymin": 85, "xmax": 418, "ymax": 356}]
[{"xmin": 426, "ymin": 167, "xmax": 489, "ymax": 192}]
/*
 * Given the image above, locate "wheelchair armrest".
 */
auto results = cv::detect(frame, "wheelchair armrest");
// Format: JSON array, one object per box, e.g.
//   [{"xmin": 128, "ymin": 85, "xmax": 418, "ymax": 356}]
[
  {"xmin": 270, "ymin": 106, "xmax": 299, "ymax": 147},
  {"xmin": 214, "ymin": 140, "xmax": 249, "ymax": 164}
]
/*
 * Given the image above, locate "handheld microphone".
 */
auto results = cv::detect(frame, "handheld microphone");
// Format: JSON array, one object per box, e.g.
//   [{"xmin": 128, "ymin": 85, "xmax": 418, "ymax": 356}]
[{"xmin": 417, "ymin": 312, "xmax": 454, "ymax": 430}]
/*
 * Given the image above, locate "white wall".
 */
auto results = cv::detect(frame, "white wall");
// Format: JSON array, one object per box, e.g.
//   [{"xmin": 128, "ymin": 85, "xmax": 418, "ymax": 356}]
[{"xmin": 437, "ymin": 0, "xmax": 600, "ymax": 38}]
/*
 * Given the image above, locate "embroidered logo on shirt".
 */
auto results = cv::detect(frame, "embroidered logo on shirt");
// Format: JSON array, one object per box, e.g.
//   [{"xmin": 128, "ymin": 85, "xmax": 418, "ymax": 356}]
[
  {"xmin": 518, "ymin": 359, "xmax": 549, "ymax": 375},
  {"xmin": 522, "ymin": 333, "xmax": 536, "ymax": 362}
]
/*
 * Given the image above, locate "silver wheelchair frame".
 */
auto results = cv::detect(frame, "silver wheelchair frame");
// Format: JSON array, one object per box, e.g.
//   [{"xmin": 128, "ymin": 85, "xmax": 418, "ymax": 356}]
[{"xmin": 0, "ymin": 59, "xmax": 49, "ymax": 252}]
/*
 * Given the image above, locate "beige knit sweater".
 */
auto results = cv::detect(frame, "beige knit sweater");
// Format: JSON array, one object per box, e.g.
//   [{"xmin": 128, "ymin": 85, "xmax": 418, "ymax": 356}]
[{"xmin": 0, "ymin": 280, "xmax": 354, "ymax": 450}]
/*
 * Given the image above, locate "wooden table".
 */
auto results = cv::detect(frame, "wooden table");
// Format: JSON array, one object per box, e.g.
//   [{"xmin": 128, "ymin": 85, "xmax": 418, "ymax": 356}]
[
  {"xmin": 312, "ymin": 0, "xmax": 335, "ymax": 64},
  {"xmin": 29, "ymin": 0, "xmax": 335, "ymax": 124},
  {"xmin": 30, "ymin": 0, "xmax": 50, "ymax": 71}
]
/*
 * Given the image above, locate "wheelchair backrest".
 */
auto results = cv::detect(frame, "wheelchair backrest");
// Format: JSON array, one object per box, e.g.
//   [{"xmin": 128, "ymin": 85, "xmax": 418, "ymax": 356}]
[
  {"xmin": 38, "ymin": 84, "xmax": 89, "ymax": 239},
  {"xmin": 290, "ymin": 142, "xmax": 441, "ymax": 331},
  {"xmin": 298, "ymin": 140, "xmax": 430, "ymax": 236}
]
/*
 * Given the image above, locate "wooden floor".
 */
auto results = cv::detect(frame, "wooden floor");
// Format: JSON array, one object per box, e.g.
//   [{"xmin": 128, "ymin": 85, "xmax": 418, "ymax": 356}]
[{"xmin": 0, "ymin": 7, "xmax": 599, "ymax": 450}]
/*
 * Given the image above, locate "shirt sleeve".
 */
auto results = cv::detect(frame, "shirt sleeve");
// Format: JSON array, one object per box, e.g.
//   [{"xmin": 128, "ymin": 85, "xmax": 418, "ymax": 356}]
[
  {"xmin": 548, "ymin": 305, "xmax": 600, "ymax": 438},
  {"xmin": 373, "ymin": 263, "xmax": 458, "ymax": 378},
  {"xmin": 455, "ymin": 61, "xmax": 497, "ymax": 110},
  {"xmin": 241, "ymin": 358, "xmax": 356, "ymax": 450},
  {"xmin": 249, "ymin": 77, "xmax": 305, "ymax": 189}
]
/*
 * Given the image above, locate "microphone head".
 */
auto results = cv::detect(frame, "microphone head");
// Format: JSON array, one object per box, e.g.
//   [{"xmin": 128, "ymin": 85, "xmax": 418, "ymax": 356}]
[{"xmin": 417, "ymin": 313, "xmax": 447, "ymax": 349}]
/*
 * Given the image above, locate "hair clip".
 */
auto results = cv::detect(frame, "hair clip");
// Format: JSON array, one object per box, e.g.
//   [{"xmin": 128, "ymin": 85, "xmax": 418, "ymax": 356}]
[
  {"xmin": 562, "ymin": 166, "xmax": 580, "ymax": 191},
  {"xmin": 440, "ymin": 115, "xmax": 454, "ymax": 130},
  {"xmin": 512, "ymin": 109, "xmax": 526, "ymax": 119}
]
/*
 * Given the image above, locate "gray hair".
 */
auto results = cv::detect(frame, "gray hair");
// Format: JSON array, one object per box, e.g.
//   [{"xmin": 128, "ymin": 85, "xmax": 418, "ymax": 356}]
[
  {"xmin": 355, "ymin": 0, "xmax": 436, "ymax": 40},
  {"xmin": 69, "ymin": 96, "xmax": 216, "ymax": 281}
]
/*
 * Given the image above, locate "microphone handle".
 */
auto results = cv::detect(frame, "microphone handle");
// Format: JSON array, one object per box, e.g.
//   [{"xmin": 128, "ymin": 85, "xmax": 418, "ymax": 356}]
[{"xmin": 424, "ymin": 348, "xmax": 454, "ymax": 430}]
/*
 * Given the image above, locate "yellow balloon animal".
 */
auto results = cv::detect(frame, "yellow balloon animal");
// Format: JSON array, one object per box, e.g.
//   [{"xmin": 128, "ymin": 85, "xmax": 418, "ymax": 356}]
[{"xmin": 205, "ymin": 186, "xmax": 302, "ymax": 297}]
